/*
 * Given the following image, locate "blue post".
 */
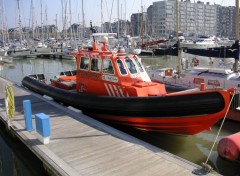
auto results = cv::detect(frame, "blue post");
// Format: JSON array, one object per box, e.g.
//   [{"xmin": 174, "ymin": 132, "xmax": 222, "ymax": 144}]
[
  {"xmin": 23, "ymin": 100, "xmax": 33, "ymax": 131},
  {"xmin": 35, "ymin": 113, "xmax": 51, "ymax": 144}
]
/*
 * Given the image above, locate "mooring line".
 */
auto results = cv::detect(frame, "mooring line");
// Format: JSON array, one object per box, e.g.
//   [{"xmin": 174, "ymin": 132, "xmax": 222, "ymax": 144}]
[{"xmin": 203, "ymin": 90, "xmax": 236, "ymax": 170}]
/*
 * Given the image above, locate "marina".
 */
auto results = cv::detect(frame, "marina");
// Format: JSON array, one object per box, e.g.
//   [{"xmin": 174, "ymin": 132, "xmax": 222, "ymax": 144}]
[
  {"xmin": 0, "ymin": 55, "xmax": 239, "ymax": 175},
  {"xmin": 0, "ymin": 0, "xmax": 240, "ymax": 174}
]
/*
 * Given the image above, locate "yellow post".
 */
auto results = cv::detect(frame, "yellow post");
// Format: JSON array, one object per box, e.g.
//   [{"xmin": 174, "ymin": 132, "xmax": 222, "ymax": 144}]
[{"xmin": 5, "ymin": 84, "xmax": 15, "ymax": 128}]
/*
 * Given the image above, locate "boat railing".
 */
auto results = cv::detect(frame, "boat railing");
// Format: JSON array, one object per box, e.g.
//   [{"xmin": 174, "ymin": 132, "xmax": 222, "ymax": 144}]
[
  {"xmin": 28, "ymin": 74, "xmax": 46, "ymax": 82},
  {"xmin": 166, "ymin": 88, "xmax": 200, "ymax": 96},
  {"xmin": 59, "ymin": 70, "xmax": 76, "ymax": 76},
  {"xmin": 230, "ymin": 93, "xmax": 240, "ymax": 109}
]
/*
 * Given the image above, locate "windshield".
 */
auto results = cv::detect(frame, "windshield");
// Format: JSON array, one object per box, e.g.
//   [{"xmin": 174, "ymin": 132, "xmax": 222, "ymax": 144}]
[
  {"xmin": 103, "ymin": 59, "xmax": 115, "ymax": 74},
  {"xmin": 117, "ymin": 59, "xmax": 127, "ymax": 75},
  {"xmin": 125, "ymin": 57, "xmax": 137, "ymax": 74},
  {"xmin": 133, "ymin": 56, "xmax": 144, "ymax": 72}
]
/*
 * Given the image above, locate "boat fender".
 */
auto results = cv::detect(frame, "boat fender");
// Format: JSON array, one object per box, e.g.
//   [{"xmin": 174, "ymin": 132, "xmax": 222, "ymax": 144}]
[{"xmin": 217, "ymin": 132, "xmax": 240, "ymax": 161}]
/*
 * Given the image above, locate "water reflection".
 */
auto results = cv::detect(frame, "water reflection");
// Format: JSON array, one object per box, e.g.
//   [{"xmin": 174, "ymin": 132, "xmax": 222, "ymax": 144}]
[
  {"xmin": 0, "ymin": 58, "xmax": 76, "ymax": 85},
  {"xmin": 0, "ymin": 122, "xmax": 47, "ymax": 176}
]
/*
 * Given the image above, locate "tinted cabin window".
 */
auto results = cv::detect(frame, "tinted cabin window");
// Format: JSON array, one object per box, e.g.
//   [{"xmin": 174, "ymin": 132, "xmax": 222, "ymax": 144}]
[
  {"xmin": 103, "ymin": 59, "xmax": 114, "ymax": 74},
  {"xmin": 117, "ymin": 59, "xmax": 127, "ymax": 75},
  {"xmin": 134, "ymin": 56, "xmax": 144, "ymax": 72},
  {"xmin": 125, "ymin": 58, "xmax": 137, "ymax": 74},
  {"xmin": 91, "ymin": 58, "xmax": 102, "ymax": 72},
  {"xmin": 80, "ymin": 57, "xmax": 90, "ymax": 70}
]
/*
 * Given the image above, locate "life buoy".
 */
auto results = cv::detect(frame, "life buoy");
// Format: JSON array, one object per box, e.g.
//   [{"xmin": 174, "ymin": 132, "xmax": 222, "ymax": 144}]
[
  {"xmin": 192, "ymin": 58, "xmax": 199, "ymax": 67},
  {"xmin": 164, "ymin": 69, "xmax": 173, "ymax": 76}
]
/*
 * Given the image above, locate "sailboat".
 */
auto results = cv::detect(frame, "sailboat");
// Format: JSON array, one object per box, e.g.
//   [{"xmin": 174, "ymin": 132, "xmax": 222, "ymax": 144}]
[
  {"xmin": 149, "ymin": 0, "xmax": 240, "ymax": 121},
  {"xmin": 7, "ymin": 0, "xmax": 31, "ymax": 57}
]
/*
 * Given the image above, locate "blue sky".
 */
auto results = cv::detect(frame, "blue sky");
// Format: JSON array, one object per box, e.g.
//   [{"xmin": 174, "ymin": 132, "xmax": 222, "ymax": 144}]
[{"xmin": 3, "ymin": 0, "xmax": 235, "ymax": 30}]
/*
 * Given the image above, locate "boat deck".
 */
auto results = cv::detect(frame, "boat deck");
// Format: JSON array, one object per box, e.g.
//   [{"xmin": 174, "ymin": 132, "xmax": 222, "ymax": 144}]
[{"xmin": 0, "ymin": 77, "xmax": 215, "ymax": 176}]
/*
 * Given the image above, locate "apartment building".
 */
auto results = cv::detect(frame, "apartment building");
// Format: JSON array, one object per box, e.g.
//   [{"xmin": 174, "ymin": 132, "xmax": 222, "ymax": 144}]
[
  {"xmin": 216, "ymin": 5, "xmax": 235, "ymax": 39},
  {"xmin": 141, "ymin": 0, "xmax": 237, "ymax": 39}
]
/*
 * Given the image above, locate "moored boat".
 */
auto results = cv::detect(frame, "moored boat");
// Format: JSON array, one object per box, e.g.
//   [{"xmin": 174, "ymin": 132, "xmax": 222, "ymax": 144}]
[{"xmin": 21, "ymin": 33, "xmax": 239, "ymax": 135}]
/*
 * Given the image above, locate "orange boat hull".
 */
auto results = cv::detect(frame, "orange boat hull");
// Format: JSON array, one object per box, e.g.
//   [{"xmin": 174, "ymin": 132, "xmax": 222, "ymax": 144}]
[{"xmin": 90, "ymin": 111, "xmax": 226, "ymax": 135}]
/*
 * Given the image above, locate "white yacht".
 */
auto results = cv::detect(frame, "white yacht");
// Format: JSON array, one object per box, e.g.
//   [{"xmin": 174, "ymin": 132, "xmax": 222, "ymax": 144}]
[
  {"xmin": 60, "ymin": 47, "xmax": 77, "ymax": 60},
  {"xmin": 181, "ymin": 36, "xmax": 218, "ymax": 49},
  {"xmin": 7, "ymin": 43, "xmax": 30, "ymax": 57},
  {"xmin": 149, "ymin": 57, "xmax": 240, "ymax": 92},
  {"xmin": 0, "ymin": 47, "xmax": 8, "ymax": 56},
  {"xmin": 32, "ymin": 42, "xmax": 51, "ymax": 54}
]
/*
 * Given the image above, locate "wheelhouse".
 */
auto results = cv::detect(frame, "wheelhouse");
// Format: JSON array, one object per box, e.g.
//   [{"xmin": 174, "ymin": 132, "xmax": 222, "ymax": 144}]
[{"xmin": 75, "ymin": 45, "xmax": 166, "ymax": 97}]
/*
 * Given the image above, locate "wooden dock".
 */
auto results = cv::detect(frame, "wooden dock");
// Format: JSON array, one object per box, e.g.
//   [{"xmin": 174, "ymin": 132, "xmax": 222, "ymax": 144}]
[{"xmin": 0, "ymin": 77, "xmax": 215, "ymax": 176}]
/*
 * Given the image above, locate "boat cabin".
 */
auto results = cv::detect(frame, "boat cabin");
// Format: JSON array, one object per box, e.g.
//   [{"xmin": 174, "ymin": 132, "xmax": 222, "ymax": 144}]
[
  {"xmin": 51, "ymin": 39, "xmax": 166, "ymax": 97},
  {"xmin": 75, "ymin": 41, "xmax": 166, "ymax": 97}
]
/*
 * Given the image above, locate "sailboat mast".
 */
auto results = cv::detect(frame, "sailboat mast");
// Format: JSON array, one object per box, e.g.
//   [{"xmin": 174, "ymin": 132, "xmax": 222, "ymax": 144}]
[
  {"xmin": 17, "ymin": 0, "xmax": 22, "ymax": 42},
  {"xmin": 31, "ymin": 0, "xmax": 35, "ymax": 39},
  {"xmin": 176, "ymin": 0, "xmax": 180, "ymax": 75},
  {"xmin": 55, "ymin": 14, "xmax": 58, "ymax": 39},
  {"xmin": 233, "ymin": 0, "xmax": 239, "ymax": 72},
  {"xmin": 117, "ymin": 0, "xmax": 120, "ymax": 38},
  {"xmin": 69, "ymin": 0, "xmax": 72, "ymax": 39},
  {"xmin": 41, "ymin": 0, "xmax": 43, "ymax": 41},
  {"xmin": 101, "ymin": 0, "xmax": 103, "ymax": 33},
  {"xmin": 0, "ymin": 0, "xmax": 4, "ymax": 41},
  {"xmin": 124, "ymin": 0, "xmax": 126, "ymax": 35},
  {"xmin": 176, "ymin": 0, "xmax": 178, "ymax": 40},
  {"xmin": 45, "ymin": 5, "xmax": 48, "ymax": 39},
  {"xmin": 82, "ymin": 0, "xmax": 85, "ymax": 39},
  {"xmin": 236, "ymin": 0, "xmax": 239, "ymax": 40},
  {"xmin": 140, "ymin": 0, "xmax": 144, "ymax": 47}
]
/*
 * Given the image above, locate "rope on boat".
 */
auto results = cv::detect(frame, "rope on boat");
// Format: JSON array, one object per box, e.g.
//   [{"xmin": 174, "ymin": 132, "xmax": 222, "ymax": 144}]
[{"xmin": 201, "ymin": 90, "xmax": 237, "ymax": 173}]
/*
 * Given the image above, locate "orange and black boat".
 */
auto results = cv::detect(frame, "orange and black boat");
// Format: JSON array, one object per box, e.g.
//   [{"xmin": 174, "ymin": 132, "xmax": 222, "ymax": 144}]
[{"xmin": 22, "ymin": 34, "xmax": 239, "ymax": 135}]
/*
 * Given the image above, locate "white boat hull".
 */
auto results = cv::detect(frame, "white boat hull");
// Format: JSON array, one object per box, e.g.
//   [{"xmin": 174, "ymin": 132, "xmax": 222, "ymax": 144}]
[{"xmin": 150, "ymin": 67, "xmax": 240, "ymax": 92}]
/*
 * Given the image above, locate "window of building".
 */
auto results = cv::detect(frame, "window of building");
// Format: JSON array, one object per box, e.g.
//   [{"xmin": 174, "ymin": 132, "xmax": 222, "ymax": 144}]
[{"xmin": 80, "ymin": 56, "xmax": 90, "ymax": 70}]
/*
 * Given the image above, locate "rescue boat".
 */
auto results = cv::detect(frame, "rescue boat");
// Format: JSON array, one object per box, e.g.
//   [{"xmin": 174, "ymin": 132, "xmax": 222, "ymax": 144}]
[{"xmin": 22, "ymin": 34, "xmax": 239, "ymax": 135}]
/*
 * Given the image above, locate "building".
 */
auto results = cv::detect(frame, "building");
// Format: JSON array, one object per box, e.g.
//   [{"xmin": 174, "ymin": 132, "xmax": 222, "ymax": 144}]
[
  {"xmin": 144, "ymin": 0, "xmax": 238, "ymax": 39},
  {"xmin": 216, "ymin": 5, "xmax": 235, "ymax": 39},
  {"xmin": 130, "ymin": 13, "xmax": 142, "ymax": 36},
  {"xmin": 102, "ymin": 20, "xmax": 131, "ymax": 37},
  {"xmin": 147, "ymin": 5, "xmax": 154, "ymax": 36}
]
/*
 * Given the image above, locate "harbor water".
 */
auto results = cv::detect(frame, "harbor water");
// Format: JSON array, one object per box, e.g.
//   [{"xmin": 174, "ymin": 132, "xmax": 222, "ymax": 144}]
[{"xmin": 0, "ymin": 55, "xmax": 239, "ymax": 176}]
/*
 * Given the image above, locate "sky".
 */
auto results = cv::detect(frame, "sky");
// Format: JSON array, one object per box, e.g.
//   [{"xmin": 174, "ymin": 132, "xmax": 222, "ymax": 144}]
[{"xmin": 2, "ymin": 0, "xmax": 236, "ymax": 30}]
